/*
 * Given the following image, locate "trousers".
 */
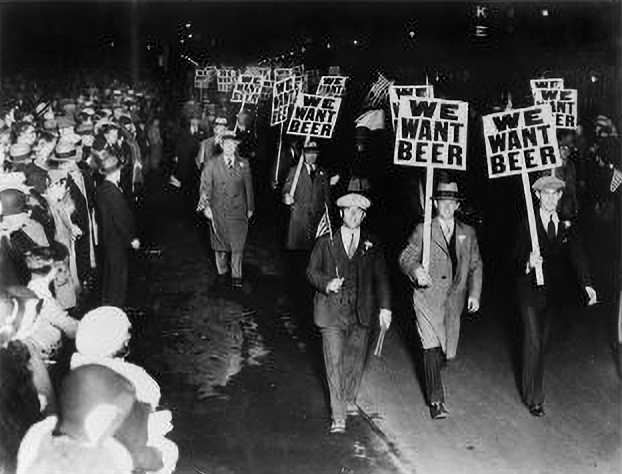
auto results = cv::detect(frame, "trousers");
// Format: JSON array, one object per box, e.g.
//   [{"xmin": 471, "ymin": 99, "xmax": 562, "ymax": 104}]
[
  {"xmin": 321, "ymin": 324, "xmax": 370, "ymax": 423},
  {"xmin": 214, "ymin": 249, "xmax": 243, "ymax": 279}
]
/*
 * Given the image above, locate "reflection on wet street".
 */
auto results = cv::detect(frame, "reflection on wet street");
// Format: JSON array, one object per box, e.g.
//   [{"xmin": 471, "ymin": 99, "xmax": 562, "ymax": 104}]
[{"xmin": 127, "ymin": 188, "xmax": 399, "ymax": 474}]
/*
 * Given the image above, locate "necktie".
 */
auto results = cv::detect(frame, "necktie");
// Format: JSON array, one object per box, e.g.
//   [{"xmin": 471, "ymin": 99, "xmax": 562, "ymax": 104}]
[
  {"xmin": 227, "ymin": 158, "xmax": 233, "ymax": 170},
  {"xmin": 309, "ymin": 165, "xmax": 316, "ymax": 181},
  {"xmin": 547, "ymin": 215, "xmax": 556, "ymax": 240},
  {"xmin": 347, "ymin": 232, "xmax": 357, "ymax": 258}
]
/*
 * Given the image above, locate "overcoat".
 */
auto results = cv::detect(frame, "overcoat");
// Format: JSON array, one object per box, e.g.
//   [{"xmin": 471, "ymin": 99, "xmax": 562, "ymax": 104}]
[
  {"xmin": 307, "ymin": 230, "xmax": 391, "ymax": 329},
  {"xmin": 201, "ymin": 153, "xmax": 254, "ymax": 252},
  {"xmin": 282, "ymin": 164, "xmax": 330, "ymax": 250},
  {"xmin": 399, "ymin": 217, "xmax": 483, "ymax": 358}
]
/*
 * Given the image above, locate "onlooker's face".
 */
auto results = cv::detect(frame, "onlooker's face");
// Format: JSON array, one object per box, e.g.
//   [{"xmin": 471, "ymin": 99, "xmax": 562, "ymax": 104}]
[
  {"xmin": 341, "ymin": 206, "xmax": 366, "ymax": 229},
  {"xmin": 435, "ymin": 198, "xmax": 459, "ymax": 221},
  {"xmin": 304, "ymin": 150, "xmax": 318, "ymax": 165},
  {"xmin": 223, "ymin": 139, "xmax": 237, "ymax": 155},
  {"xmin": 18, "ymin": 126, "xmax": 36, "ymax": 146},
  {"xmin": 537, "ymin": 188, "xmax": 562, "ymax": 213},
  {"xmin": 214, "ymin": 125, "xmax": 226, "ymax": 139},
  {"xmin": 105, "ymin": 129, "xmax": 118, "ymax": 145}
]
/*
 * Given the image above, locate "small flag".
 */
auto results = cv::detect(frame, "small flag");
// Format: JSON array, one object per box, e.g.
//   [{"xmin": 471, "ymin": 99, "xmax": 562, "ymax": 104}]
[
  {"xmin": 316, "ymin": 207, "xmax": 331, "ymax": 239},
  {"xmin": 363, "ymin": 74, "xmax": 393, "ymax": 109},
  {"xmin": 611, "ymin": 167, "xmax": 622, "ymax": 192},
  {"xmin": 355, "ymin": 109, "xmax": 385, "ymax": 131}
]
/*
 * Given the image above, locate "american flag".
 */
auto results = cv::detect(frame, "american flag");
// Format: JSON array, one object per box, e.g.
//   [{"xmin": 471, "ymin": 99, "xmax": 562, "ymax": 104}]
[
  {"xmin": 611, "ymin": 167, "xmax": 622, "ymax": 192},
  {"xmin": 363, "ymin": 74, "xmax": 394, "ymax": 109},
  {"xmin": 316, "ymin": 202, "xmax": 333, "ymax": 240}
]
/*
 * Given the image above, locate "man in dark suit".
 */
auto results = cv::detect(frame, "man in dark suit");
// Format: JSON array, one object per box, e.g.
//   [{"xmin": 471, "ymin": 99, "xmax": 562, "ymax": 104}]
[
  {"xmin": 399, "ymin": 180, "xmax": 482, "ymax": 420},
  {"xmin": 94, "ymin": 149, "xmax": 140, "ymax": 307},
  {"xmin": 516, "ymin": 175, "xmax": 597, "ymax": 417},
  {"xmin": 307, "ymin": 191, "xmax": 391, "ymax": 434}
]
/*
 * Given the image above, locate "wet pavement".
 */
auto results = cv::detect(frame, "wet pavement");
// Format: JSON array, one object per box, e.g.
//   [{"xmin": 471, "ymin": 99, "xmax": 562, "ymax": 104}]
[{"xmin": 125, "ymin": 180, "xmax": 400, "ymax": 474}]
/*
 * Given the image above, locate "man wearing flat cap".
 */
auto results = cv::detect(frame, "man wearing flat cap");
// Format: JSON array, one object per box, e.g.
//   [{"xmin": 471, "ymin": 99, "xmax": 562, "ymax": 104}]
[
  {"xmin": 399, "ymin": 179, "xmax": 482, "ymax": 420},
  {"xmin": 307, "ymin": 187, "xmax": 391, "ymax": 434},
  {"xmin": 515, "ymin": 175, "xmax": 596, "ymax": 417}
]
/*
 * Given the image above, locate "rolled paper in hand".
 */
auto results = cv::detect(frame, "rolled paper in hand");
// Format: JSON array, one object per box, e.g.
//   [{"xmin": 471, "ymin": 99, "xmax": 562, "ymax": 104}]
[{"xmin": 374, "ymin": 325, "xmax": 388, "ymax": 357}]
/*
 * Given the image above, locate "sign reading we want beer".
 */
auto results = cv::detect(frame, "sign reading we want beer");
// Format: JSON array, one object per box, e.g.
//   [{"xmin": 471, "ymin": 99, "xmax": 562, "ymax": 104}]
[
  {"xmin": 287, "ymin": 93, "xmax": 342, "ymax": 139},
  {"xmin": 394, "ymin": 97, "xmax": 469, "ymax": 170},
  {"xmin": 483, "ymin": 104, "xmax": 561, "ymax": 178}
]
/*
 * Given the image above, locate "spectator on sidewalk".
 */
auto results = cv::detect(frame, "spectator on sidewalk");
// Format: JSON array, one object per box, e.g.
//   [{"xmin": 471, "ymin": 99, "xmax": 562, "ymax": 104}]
[
  {"xmin": 515, "ymin": 175, "xmax": 596, "ymax": 417},
  {"xmin": 307, "ymin": 189, "xmax": 391, "ymax": 434},
  {"xmin": 399, "ymin": 179, "xmax": 483, "ymax": 420},
  {"xmin": 94, "ymin": 149, "xmax": 140, "ymax": 307}
]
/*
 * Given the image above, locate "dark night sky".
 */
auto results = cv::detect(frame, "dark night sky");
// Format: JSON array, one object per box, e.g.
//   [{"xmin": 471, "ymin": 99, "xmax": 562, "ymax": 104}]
[{"xmin": 0, "ymin": 1, "xmax": 620, "ymax": 74}]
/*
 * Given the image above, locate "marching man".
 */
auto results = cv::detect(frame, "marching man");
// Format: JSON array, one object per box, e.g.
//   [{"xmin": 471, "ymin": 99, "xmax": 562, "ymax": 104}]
[
  {"xmin": 307, "ymin": 188, "xmax": 391, "ymax": 434},
  {"xmin": 399, "ymin": 179, "xmax": 483, "ymax": 420}
]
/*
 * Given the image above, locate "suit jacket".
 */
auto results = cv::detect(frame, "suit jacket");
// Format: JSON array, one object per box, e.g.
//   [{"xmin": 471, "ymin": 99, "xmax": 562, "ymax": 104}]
[
  {"xmin": 200, "ymin": 153, "xmax": 254, "ymax": 250},
  {"xmin": 94, "ymin": 180, "xmax": 136, "ymax": 255},
  {"xmin": 399, "ymin": 218, "xmax": 483, "ymax": 353},
  {"xmin": 282, "ymin": 164, "xmax": 330, "ymax": 250},
  {"xmin": 307, "ymin": 229, "xmax": 391, "ymax": 329},
  {"xmin": 515, "ymin": 209, "xmax": 592, "ymax": 305}
]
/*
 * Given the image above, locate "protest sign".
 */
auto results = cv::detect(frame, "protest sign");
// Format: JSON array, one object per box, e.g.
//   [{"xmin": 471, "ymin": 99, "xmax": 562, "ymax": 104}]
[
  {"xmin": 394, "ymin": 97, "xmax": 469, "ymax": 170},
  {"xmin": 482, "ymin": 103, "xmax": 561, "ymax": 285},
  {"xmin": 287, "ymin": 94, "xmax": 342, "ymax": 139},
  {"xmin": 532, "ymin": 88, "xmax": 578, "ymax": 130},
  {"xmin": 195, "ymin": 67, "xmax": 216, "ymax": 89},
  {"xmin": 245, "ymin": 66, "xmax": 272, "ymax": 79},
  {"xmin": 274, "ymin": 68, "xmax": 294, "ymax": 82},
  {"xmin": 529, "ymin": 78, "xmax": 564, "ymax": 91},
  {"xmin": 217, "ymin": 68, "xmax": 238, "ymax": 92},
  {"xmin": 261, "ymin": 79, "xmax": 274, "ymax": 100},
  {"xmin": 271, "ymin": 76, "xmax": 298, "ymax": 126},
  {"xmin": 394, "ymin": 96, "xmax": 469, "ymax": 272},
  {"xmin": 316, "ymin": 76, "xmax": 348, "ymax": 97},
  {"xmin": 231, "ymin": 74, "xmax": 264, "ymax": 104},
  {"xmin": 483, "ymin": 104, "xmax": 561, "ymax": 178},
  {"xmin": 389, "ymin": 85, "xmax": 434, "ymax": 130}
]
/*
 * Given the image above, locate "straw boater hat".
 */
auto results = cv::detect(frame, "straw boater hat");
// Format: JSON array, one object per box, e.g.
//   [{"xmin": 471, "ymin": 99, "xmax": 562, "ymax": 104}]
[
  {"xmin": 433, "ymin": 182, "xmax": 463, "ymax": 200},
  {"xmin": 0, "ymin": 172, "xmax": 32, "ymax": 194},
  {"xmin": 8, "ymin": 144, "xmax": 32, "ymax": 164},
  {"xmin": 532, "ymin": 175, "xmax": 565, "ymax": 192},
  {"xmin": 52, "ymin": 141, "xmax": 80, "ymax": 161}
]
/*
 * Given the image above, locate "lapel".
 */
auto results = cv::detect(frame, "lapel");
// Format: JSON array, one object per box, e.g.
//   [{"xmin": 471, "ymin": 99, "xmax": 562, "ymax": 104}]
[
  {"xmin": 454, "ymin": 221, "xmax": 464, "ymax": 262},
  {"xmin": 432, "ymin": 218, "xmax": 449, "ymax": 256}
]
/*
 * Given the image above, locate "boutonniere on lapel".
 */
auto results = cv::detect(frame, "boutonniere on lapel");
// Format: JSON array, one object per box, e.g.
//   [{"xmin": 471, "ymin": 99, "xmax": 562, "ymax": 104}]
[
  {"xmin": 361, "ymin": 240, "xmax": 374, "ymax": 256},
  {"xmin": 561, "ymin": 220, "xmax": 571, "ymax": 242}
]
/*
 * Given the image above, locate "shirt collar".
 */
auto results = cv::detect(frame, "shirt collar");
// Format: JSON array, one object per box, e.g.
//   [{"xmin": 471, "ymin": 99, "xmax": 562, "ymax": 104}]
[{"xmin": 539, "ymin": 208, "xmax": 559, "ymax": 225}]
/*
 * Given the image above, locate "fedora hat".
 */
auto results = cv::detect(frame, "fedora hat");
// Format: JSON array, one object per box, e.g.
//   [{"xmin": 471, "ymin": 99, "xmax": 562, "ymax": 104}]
[{"xmin": 433, "ymin": 182, "xmax": 462, "ymax": 200}]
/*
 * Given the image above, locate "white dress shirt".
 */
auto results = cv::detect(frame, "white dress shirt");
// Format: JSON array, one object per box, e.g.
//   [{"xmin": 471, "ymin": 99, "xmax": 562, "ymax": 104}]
[
  {"xmin": 341, "ymin": 226, "xmax": 360, "ymax": 257},
  {"xmin": 439, "ymin": 218, "xmax": 455, "ymax": 242},
  {"xmin": 539, "ymin": 209, "xmax": 559, "ymax": 235}
]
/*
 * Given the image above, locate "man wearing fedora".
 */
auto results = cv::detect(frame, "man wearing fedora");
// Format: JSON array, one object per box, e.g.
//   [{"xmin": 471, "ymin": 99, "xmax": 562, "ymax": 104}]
[
  {"xmin": 307, "ymin": 189, "xmax": 391, "ymax": 434},
  {"xmin": 515, "ymin": 175, "xmax": 596, "ymax": 417},
  {"xmin": 94, "ymin": 149, "xmax": 140, "ymax": 307},
  {"xmin": 399, "ymin": 179, "xmax": 483, "ymax": 420},
  {"xmin": 198, "ymin": 131, "xmax": 254, "ymax": 290}
]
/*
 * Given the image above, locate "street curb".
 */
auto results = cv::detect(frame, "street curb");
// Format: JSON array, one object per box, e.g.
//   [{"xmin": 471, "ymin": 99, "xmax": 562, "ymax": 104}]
[{"xmin": 356, "ymin": 405, "xmax": 417, "ymax": 474}]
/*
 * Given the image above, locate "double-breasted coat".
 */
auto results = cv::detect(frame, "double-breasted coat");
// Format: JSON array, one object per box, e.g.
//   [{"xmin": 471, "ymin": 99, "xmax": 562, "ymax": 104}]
[
  {"xmin": 200, "ymin": 153, "xmax": 254, "ymax": 252},
  {"xmin": 400, "ymin": 217, "xmax": 483, "ymax": 358},
  {"xmin": 307, "ymin": 230, "xmax": 391, "ymax": 329},
  {"xmin": 283, "ymin": 164, "xmax": 331, "ymax": 251}
]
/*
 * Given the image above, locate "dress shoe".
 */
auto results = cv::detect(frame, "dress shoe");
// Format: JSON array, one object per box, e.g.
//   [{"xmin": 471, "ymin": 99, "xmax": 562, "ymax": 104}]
[
  {"xmin": 529, "ymin": 404, "xmax": 545, "ymax": 417},
  {"xmin": 430, "ymin": 402, "xmax": 449, "ymax": 420}
]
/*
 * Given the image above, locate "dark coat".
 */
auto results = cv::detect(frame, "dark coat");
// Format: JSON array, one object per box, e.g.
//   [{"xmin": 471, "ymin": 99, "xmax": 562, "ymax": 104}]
[
  {"xmin": 175, "ymin": 129, "xmax": 201, "ymax": 188},
  {"xmin": 515, "ymin": 209, "xmax": 592, "ymax": 306},
  {"xmin": 67, "ymin": 170, "xmax": 96, "ymax": 283},
  {"xmin": 283, "ymin": 164, "xmax": 331, "ymax": 250},
  {"xmin": 95, "ymin": 180, "xmax": 136, "ymax": 254},
  {"xmin": 307, "ymin": 229, "xmax": 391, "ymax": 329}
]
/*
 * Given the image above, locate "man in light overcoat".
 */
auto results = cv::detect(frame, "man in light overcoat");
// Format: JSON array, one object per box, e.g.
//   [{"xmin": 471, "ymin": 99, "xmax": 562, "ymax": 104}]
[{"xmin": 399, "ymin": 180, "xmax": 482, "ymax": 419}]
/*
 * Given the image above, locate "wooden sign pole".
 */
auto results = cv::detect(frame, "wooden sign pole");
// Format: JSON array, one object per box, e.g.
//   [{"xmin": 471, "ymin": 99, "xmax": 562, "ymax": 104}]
[
  {"xmin": 274, "ymin": 121, "xmax": 284, "ymax": 184},
  {"xmin": 289, "ymin": 135, "xmax": 310, "ymax": 197},
  {"xmin": 422, "ymin": 166, "xmax": 435, "ymax": 273},
  {"xmin": 521, "ymin": 172, "xmax": 544, "ymax": 286}
]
